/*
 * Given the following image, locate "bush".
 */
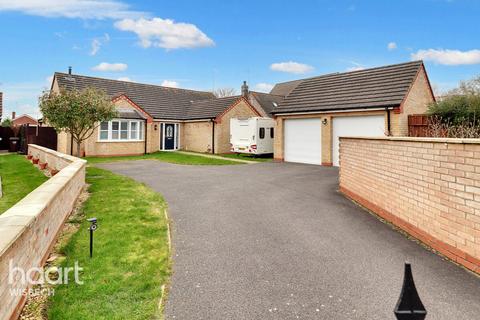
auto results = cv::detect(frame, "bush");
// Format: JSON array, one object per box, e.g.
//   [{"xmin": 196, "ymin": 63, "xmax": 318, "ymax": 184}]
[{"xmin": 428, "ymin": 94, "xmax": 480, "ymax": 126}]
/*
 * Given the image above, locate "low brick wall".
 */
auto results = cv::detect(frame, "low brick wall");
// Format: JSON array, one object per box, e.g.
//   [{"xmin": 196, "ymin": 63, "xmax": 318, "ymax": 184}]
[
  {"xmin": 0, "ymin": 145, "xmax": 86, "ymax": 320},
  {"xmin": 339, "ymin": 137, "xmax": 480, "ymax": 273}
]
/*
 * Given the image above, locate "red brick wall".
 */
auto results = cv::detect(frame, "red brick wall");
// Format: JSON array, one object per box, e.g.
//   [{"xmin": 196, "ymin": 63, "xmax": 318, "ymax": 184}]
[{"xmin": 339, "ymin": 137, "xmax": 480, "ymax": 273}]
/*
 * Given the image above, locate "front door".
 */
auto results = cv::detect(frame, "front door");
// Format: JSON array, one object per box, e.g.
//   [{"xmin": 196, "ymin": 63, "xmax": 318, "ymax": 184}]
[{"xmin": 164, "ymin": 124, "xmax": 175, "ymax": 150}]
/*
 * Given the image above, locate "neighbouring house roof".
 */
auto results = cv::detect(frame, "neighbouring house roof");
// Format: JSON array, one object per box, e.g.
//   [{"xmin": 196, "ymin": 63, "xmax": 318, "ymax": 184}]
[
  {"xmin": 250, "ymin": 91, "xmax": 284, "ymax": 115},
  {"xmin": 12, "ymin": 114, "xmax": 39, "ymax": 125},
  {"xmin": 270, "ymin": 80, "xmax": 303, "ymax": 97},
  {"xmin": 272, "ymin": 60, "xmax": 426, "ymax": 114},
  {"xmin": 54, "ymin": 72, "xmax": 215, "ymax": 120},
  {"xmin": 0, "ymin": 92, "xmax": 3, "ymax": 120}
]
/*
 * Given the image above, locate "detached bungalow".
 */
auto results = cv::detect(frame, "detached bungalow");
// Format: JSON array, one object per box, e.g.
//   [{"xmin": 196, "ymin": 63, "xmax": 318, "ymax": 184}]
[
  {"xmin": 271, "ymin": 60, "xmax": 435, "ymax": 166},
  {"xmin": 51, "ymin": 72, "xmax": 281, "ymax": 156}
]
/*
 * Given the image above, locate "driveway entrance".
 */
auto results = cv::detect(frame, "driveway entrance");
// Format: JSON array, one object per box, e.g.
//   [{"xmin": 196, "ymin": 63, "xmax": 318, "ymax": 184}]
[{"xmin": 99, "ymin": 161, "xmax": 480, "ymax": 320}]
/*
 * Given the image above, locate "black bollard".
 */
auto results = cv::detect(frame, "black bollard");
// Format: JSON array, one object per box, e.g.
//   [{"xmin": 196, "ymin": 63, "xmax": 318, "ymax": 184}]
[{"xmin": 394, "ymin": 262, "xmax": 427, "ymax": 320}]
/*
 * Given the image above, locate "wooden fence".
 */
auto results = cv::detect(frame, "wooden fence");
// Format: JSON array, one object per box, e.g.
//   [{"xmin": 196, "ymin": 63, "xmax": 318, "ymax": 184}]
[
  {"xmin": 0, "ymin": 126, "xmax": 14, "ymax": 150},
  {"xmin": 18, "ymin": 124, "xmax": 57, "ymax": 154},
  {"xmin": 408, "ymin": 114, "xmax": 430, "ymax": 137}
]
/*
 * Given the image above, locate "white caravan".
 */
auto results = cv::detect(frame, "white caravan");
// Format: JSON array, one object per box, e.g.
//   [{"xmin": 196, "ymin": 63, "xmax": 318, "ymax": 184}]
[{"xmin": 230, "ymin": 117, "xmax": 275, "ymax": 155}]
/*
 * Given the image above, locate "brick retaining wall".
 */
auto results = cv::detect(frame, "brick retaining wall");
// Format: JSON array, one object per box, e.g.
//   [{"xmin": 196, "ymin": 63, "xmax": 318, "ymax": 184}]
[
  {"xmin": 339, "ymin": 136, "xmax": 480, "ymax": 274},
  {"xmin": 0, "ymin": 145, "xmax": 86, "ymax": 320}
]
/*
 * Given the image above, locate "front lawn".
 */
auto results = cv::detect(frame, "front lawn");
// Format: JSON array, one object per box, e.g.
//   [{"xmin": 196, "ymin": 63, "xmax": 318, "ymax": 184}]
[
  {"xmin": 0, "ymin": 154, "xmax": 48, "ymax": 214},
  {"xmin": 48, "ymin": 166, "xmax": 170, "ymax": 319},
  {"xmin": 219, "ymin": 153, "xmax": 273, "ymax": 162},
  {"xmin": 86, "ymin": 151, "xmax": 239, "ymax": 165}
]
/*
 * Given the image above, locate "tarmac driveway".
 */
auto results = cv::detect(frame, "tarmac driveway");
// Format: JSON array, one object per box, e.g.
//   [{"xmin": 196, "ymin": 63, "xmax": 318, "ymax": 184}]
[{"xmin": 99, "ymin": 160, "xmax": 480, "ymax": 320}]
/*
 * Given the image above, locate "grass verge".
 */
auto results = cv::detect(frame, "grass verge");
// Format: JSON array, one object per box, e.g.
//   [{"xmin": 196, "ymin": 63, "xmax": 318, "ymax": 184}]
[
  {"xmin": 0, "ymin": 154, "xmax": 48, "ymax": 214},
  {"xmin": 218, "ymin": 153, "xmax": 273, "ymax": 162},
  {"xmin": 48, "ymin": 166, "xmax": 170, "ymax": 319},
  {"xmin": 86, "ymin": 151, "xmax": 240, "ymax": 165}
]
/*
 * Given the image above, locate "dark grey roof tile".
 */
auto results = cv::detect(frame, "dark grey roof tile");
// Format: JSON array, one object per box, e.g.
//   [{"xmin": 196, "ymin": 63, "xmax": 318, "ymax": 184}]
[{"xmin": 272, "ymin": 61, "xmax": 424, "ymax": 114}]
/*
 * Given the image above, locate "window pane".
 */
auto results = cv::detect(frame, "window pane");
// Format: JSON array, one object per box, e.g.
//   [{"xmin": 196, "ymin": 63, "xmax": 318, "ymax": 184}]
[
  {"xmin": 100, "ymin": 121, "xmax": 108, "ymax": 130},
  {"xmin": 130, "ymin": 122, "xmax": 138, "ymax": 140},
  {"xmin": 119, "ymin": 121, "xmax": 128, "ymax": 140},
  {"xmin": 259, "ymin": 127, "xmax": 265, "ymax": 139},
  {"xmin": 111, "ymin": 121, "xmax": 119, "ymax": 139},
  {"xmin": 139, "ymin": 122, "xmax": 144, "ymax": 139},
  {"xmin": 270, "ymin": 128, "xmax": 274, "ymax": 138},
  {"xmin": 100, "ymin": 131, "xmax": 108, "ymax": 140}
]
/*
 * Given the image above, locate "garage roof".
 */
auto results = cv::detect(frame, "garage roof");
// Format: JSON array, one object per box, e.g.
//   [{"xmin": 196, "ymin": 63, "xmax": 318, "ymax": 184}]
[{"xmin": 272, "ymin": 61, "xmax": 426, "ymax": 114}]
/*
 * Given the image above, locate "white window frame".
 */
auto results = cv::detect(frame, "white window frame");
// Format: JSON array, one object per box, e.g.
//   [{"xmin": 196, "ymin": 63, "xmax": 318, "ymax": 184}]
[{"xmin": 98, "ymin": 119, "xmax": 145, "ymax": 142}]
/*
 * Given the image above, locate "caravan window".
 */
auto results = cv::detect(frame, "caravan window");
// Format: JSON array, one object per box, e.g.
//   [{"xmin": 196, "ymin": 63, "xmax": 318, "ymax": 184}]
[
  {"xmin": 259, "ymin": 127, "xmax": 265, "ymax": 139},
  {"xmin": 270, "ymin": 128, "xmax": 274, "ymax": 138}
]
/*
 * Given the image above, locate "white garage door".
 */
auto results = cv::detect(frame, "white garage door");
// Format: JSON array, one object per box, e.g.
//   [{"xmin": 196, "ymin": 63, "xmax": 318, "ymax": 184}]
[
  {"xmin": 284, "ymin": 119, "xmax": 322, "ymax": 165},
  {"xmin": 332, "ymin": 115, "xmax": 385, "ymax": 167}
]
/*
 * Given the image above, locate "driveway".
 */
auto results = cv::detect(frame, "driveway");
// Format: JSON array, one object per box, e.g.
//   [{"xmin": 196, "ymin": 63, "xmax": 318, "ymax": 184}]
[{"xmin": 99, "ymin": 161, "xmax": 480, "ymax": 320}]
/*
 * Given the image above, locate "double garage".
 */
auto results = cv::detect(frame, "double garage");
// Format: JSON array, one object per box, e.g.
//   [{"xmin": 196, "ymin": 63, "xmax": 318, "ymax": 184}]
[{"xmin": 283, "ymin": 114, "xmax": 386, "ymax": 166}]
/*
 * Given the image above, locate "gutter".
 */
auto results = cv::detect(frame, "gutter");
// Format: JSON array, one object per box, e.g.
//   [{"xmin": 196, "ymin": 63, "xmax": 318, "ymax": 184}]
[
  {"xmin": 211, "ymin": 118, "xmax": 215, "ymax": 154},
  {"xmin": 386, "ymin": 107, "xmax": 391, "ymax": 136},
  {"xmin": 272, "ymin": 106, "xmax": 396, "ymax": 116},
  {"xmin": 144, "ymin": 119, "xmax": 148, "ymax": 154}
]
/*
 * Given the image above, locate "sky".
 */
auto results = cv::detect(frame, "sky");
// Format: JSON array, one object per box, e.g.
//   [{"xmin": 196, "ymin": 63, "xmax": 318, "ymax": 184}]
[{"xmin": 1, "ymin": 0, "xmax": 480, "ymax": 119}]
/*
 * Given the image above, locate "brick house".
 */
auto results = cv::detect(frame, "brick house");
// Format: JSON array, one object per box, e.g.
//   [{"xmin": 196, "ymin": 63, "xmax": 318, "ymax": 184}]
[
  {"xmin": 271, "ymin": 60, "xmax": 435, "ymax": 166},
  {"xmin": 11, "ymin": 113, "xmax": 39, "ymax": 126},
  {"xmin": 51, "ymin": 72, "xmax": 281, "ymax": 156}
]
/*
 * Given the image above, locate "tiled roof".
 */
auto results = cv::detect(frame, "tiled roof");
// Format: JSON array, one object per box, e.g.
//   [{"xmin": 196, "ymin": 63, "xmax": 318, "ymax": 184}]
[
  {"xmin": 186, "ymin": 96, "xmax": 241, "ymax": 120},
  {"xmin": 272, "ymin": 61, "xmax": 424, "ymax": 114},
  {"xmin": 54, "ymin": 72, "xmax": 215, "ymax": 120},
  {"xmin": 250, "ymin": 92, "xmax": 284, "ymax": 115},
  {"xmin": 270, "ymin": 80, "xmax": 303, "ymax": 97}
]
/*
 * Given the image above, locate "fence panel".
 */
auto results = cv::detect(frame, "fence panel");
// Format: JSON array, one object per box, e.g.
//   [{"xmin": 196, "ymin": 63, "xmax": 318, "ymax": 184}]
[
  {"xmin": 408, "ymin": 114, "xmax": 430, "ymax": 137},
  {"xmin": 18, "ymin": 125, "xmax": 57, "ymax": 154},
  {"xmin": 0, "ymin": 126, "xmax": 14, "ymax": 150}
]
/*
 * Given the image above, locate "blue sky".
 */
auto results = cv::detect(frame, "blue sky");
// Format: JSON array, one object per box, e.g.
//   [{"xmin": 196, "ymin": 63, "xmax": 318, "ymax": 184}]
[{"xmin": 1, "ymin": 0, "xmax": 479, "ymax": 118}]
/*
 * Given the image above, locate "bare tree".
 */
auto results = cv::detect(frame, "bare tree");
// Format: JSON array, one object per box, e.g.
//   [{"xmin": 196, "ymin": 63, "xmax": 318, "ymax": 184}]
[{"xmin": 213, "ymin": 88, "xmax": 237, "ymax": 98}]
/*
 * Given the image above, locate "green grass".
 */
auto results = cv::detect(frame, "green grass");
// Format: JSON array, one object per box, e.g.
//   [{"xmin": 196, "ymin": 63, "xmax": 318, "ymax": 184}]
[
  {"xmin": 219, "ymin": 153, "xmax": 273, "ymax": 162},
  {"xmin": 0, "ymin": 154, "xmax": 48, "ymax": 214},
  {"xmin": 86, "ymin": 151, "xmax": 240, "ymax": 165},
  {"xmin": 48, "ymin": 167, "xmax": 170, "ymax": 319}
]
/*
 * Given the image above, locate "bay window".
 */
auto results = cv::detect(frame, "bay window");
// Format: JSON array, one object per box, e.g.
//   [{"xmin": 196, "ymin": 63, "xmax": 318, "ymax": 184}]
[{"xmin": 98, "ymin": 120, "xmax": 145, "ymax": 141}]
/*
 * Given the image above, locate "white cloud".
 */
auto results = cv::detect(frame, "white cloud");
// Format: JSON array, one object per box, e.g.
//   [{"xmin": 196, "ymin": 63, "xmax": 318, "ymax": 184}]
[
  {"xmin": 90, "ymin": 33, "xmax": 110, "ymax": 56},
  {"xmin": 387, "ymin": 42, "xmax": 397, "ymax": 51},
  {"xmin": 0, "ymin": 0, "xmax": 144, "ymax": 19},
  {"xmin": 346, "ymin": 66, "xmax": 365, "ymax": 72},
  {"xmin": 270, "ymin": 61, "xmax": 314, "ymax": 74},
  {"xmin": 0, "ymin": 81, "xmax": 47, "ymax": 119},
  {"xmin": 45, "ymin": 75, "xmax": 54, "ymax": 87},
  {"xmin": 254, "ymin": 83, "xmax": 274, "ymax": 93},
  {"xmin": 117, "ymin": 77, "xmax": 132, "ymax": 82},
  {"xmin": 161, "ymin": 80, "xmax": 179, "ymax": 88},
  {"xmin": 92, "ymin": 62, "xmax": 128, "ymax": 72},
  {"xmin": 411, "ymin": 49, "xmax": 480, "ymax": 65},
  {"xmin": 114, "ymin": 18, "xmax": 214, "ymax": 50}
]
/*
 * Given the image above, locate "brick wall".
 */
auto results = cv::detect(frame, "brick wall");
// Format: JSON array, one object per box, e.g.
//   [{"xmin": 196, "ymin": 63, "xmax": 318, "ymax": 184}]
[
  {"xmin": 390, "ymin": 67, "xmax": 434, "ymax": 136},
  {"xmin": 339, "ymin": 137, "xmax": 480, "ymax": 273},
  {"xmin": 0, "ymin": 145, "xmax": 86, "ymax": 319},
  {"xmin": 183, "ymin": 121, "xmax": 213, "ymax": 153}
]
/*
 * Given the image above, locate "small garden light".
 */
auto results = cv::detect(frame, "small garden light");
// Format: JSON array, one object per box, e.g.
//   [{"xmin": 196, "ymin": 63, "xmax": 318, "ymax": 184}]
[{"xmin": 87, "ymin": 218, "xmax": 98, "ymax": 258}]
